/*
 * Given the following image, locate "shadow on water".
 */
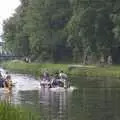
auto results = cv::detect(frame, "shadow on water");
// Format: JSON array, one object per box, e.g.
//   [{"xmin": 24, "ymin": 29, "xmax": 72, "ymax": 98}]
[{"xmin": 0, "ymin": 69, "xmax": 120, "ymax": 120}]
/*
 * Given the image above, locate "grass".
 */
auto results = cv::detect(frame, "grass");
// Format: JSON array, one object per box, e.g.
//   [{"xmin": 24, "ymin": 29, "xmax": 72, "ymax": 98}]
[
  {"xmin": 0, "ymin": 102, "xmax": 40, "ymax": 120},
  {"xmin": 1, "ymin": 60, "xmax": 68, "ymax": 77},
  {"xmin": 2, "ymin": 60, "xmax": 120, "ymax": 78}
]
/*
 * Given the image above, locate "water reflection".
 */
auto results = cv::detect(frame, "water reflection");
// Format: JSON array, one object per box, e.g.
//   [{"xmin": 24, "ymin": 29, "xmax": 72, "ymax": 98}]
[
  {"xmin": 39, "ymin": 88, "xmax": 72, "ymax": 120},
  {"xmin": 0, "ymin": 89, "xmax": 12, "ymax": 102},
  {"xmin": 0, "ymin": 72, "xmax": 120, "ymax": 120},
  {"xmin": 70, "ymin": 87, "xmax": 120, "ymax": 120},
  {"xmin": 0, "ymin": 73, "xmax": 73, "ymax": 120}
]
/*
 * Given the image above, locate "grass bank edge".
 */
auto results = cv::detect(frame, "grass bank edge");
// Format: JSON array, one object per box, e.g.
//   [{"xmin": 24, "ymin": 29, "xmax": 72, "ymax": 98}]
[{"xmin": 2, "ymin": 60, "xmax": 120, "ymax": 78}]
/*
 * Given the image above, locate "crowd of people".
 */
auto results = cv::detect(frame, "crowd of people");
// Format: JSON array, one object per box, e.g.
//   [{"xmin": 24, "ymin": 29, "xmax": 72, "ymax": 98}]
[
  {"xmin": 40, "ymin": 70, "xmax": 69, "ymax": 88},
  {"xmin": 0, "ymin": 72, "xmax": 12, "ymax": 91}
]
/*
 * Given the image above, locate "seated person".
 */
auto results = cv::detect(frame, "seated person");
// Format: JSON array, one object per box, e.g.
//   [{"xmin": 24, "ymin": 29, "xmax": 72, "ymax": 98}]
[
  {"xmin": 50, "ymin": 72, "xmax": 59, "ymax": 87},
  {"xmin": 59, "ymin": 71, "xmax": 67, "ymax": 79},
  {"xmin": 55, "ymin": 72, "xmax": 60, "ymax": 79},
  {"xmin": 0, "ymin": 72, "xmax": 5, "ymax": 88},
  {"xmin": 51, "ymin": 72, "xmax": 67, "ymax": 87},
  {"xmin": 42, "ymin": 72, "xmax": 50, "ymax": 82},
  {"xmin": 4, "ymin": 75, "xmax": 12, "ymax": 90},
  {"xmin": 0, "ymin": 78, "xmax": 4, "ymax": 88}
]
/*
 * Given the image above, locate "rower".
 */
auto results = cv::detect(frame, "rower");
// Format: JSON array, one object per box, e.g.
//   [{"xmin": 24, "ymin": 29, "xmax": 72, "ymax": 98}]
[
  {"xmin": 4, "ymin": 75, "xmax": 12, "ymax": 90},
  {"xmin": 42, "ymin": 71, "xmax": 50, "ymax": 81},
  {"xmin": 51, "ymin": 72, "xmax": 59, "ymax": 87},
  {"xmin": 59, "ymin": 71, "xmax": 67, "ymax": 79},
  {"xmin": 0, "ymin": 73, "xmax": 4, "ymax": 88},
  {"xmin": 59, "ymin": 71, "xmax": 69, "ymax": 88}
]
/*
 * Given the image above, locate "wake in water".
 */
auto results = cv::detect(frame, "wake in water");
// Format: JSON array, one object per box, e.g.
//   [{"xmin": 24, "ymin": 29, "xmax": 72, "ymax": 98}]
[
  {"xmin": 11, "ymin": 74, "xmax": 41, "ymax": 91},
  {"xmin": 0, "ymin": 71, "xmax": 76, "ymax": 106},
  {"xmin": 0, "ymin": 71, "xmax": 77, "ymax": 120}
]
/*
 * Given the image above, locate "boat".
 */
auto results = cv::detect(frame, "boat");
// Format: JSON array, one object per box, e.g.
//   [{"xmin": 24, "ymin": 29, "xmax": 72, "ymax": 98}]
[
  {"xmin": 40, "ymin": 78, "xmax": 70, "ymax": 89},
  {"xmin": 40, "ymin": 80, "xmax": 51, "ymax": 87}
]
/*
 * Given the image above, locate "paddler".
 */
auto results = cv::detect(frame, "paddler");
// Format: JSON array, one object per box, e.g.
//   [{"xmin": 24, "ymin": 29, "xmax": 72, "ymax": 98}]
[{"xmin": 4, "ymin": 75, "xmax": 12, "ymax": 91}]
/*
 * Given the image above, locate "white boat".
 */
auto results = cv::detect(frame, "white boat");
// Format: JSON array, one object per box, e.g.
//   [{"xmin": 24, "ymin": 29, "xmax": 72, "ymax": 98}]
[{"xmin": 40, "ymin": 78, "xmax": 70, "ymax": 89}]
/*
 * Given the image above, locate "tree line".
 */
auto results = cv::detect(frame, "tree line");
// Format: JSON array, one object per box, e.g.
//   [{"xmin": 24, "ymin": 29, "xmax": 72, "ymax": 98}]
[{"xmin": 2, "ymin": 0, "xmax": 120, "ymax": 63}]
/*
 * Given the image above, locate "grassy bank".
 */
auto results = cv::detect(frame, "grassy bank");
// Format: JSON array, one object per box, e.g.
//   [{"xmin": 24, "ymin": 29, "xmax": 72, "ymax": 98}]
[
  {"xmin": 1, "ymin": 60, "xmax": 68, "ymax": 77},
  {"xmin": 0, "ymin": 102, "xmax": 40, "ymax": 120},
  {"xmin": 2, "ymin": 60, "xmax": 120, "ymax": 78}
]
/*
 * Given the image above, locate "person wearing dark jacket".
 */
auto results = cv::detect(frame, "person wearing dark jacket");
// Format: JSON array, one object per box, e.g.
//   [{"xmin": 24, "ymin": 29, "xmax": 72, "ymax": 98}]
[{"xmin": 0, "ymin": 73, "xmax": 4, "ymax": 88}]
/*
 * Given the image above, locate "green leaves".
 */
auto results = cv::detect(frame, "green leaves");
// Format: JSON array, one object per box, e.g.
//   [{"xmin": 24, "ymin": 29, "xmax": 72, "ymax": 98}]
[{"xmin": 2, "ymin": 0, "xmax": 120, "ymax": 63}]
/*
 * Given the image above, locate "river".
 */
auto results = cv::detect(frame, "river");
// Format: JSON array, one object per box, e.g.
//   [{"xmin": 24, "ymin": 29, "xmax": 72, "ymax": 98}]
[{"xmin": 0, "ymin": 69, "xmax": 120, "ymax": 120}]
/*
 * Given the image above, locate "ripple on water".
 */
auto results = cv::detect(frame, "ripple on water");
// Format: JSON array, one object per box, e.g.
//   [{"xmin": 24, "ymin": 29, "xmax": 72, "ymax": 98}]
[{"xmin": 0, "ymin": 70, "xmax": 77, "ymax": 120}]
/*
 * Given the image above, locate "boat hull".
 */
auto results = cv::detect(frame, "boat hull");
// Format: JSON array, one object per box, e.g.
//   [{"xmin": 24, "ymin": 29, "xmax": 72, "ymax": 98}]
[{"xmin": 40, "ymin": 79, "xmax": 70, "ymax": 89}]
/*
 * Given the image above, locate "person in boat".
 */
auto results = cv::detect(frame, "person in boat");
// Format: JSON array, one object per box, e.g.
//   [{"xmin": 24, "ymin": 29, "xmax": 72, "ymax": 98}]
[
  {"xmin": 51, "ymin": 72, "xmax": 65, "ymax": 87},
  {"xmin": 59, "ymin": 71, "xmax": 68, "ymax": 79},
  {"xmin": 48, "ymin": 74, "xmax": 55, "ymax": 88},
  {"xmin": 4, "ymin": 75, "xmax": 12, "ymax": 90},
  {"xmin": 59, "ymin": 71, "xmax": 69, "ymax": 88},
  {"xmin": 3, "ymin": 72, "xmax": 9, "ymax": 79},
  {"xmin": 50, "ymin": 72, "xmax": 59, "ymax": 87},
  {"xmin": 42, "ymin": 71, "xmax": 50, "ymax": 81},
  {"xmin": 55, "ymin": 72, "xmax": 60, "ymax": 79},
  {"xmin": 40, "ymin": 70, "xmax": 51, "ymax": 87},
  {"xmin": 0, "ymin": 73, "xmax": 5, "ymax": 88}
]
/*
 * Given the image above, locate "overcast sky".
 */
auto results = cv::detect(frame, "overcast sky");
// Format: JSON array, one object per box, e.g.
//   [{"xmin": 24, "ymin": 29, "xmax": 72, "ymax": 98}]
[{"xmin": 0, "ymin": 0, "xmax": 20, "ymax": 39}]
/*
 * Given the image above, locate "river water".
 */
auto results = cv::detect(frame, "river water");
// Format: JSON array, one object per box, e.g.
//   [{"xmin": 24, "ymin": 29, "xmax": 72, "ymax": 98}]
[{"xmin": 0, "ymin": 69, "xmax": 120, "ymax": 120}]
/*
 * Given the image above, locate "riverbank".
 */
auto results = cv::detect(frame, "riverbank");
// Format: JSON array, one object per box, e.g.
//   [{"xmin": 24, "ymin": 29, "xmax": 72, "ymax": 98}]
[
  {"xmin": 0, "ymin": 102, "xmax": 40, "ymax": 120},
  {"xmin": 2, "ymin": 60, "xmax": 120, "ymax": 78}
]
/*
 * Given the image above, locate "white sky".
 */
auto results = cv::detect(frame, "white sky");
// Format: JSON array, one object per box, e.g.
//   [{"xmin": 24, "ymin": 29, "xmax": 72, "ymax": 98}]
[{"xmin": 0, "ymin": 0, "xmax": 21, "ymax": 40}]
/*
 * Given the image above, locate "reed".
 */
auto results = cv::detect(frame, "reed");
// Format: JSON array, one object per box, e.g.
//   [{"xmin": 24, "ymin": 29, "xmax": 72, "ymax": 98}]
[{"xmin": 0, "ymin": 102, "xmax": 40, "ymax": 120}]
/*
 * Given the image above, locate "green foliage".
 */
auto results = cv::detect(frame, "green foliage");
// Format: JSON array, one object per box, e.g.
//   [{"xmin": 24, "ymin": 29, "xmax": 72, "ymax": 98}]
[
  {"xmin": 2, "ymin": 60, "xmax": 68, "ymax": 77},
  {"xmin": 0, "ymin": 102, "xmax": 40, "ymax": 120},
  {"xmin": 3, "ymin": 60, "xmax": 120, "ymax": 78},
  {"xmin": 2, "ymin": 0, "xmax": 120, "ymax": 63}
]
